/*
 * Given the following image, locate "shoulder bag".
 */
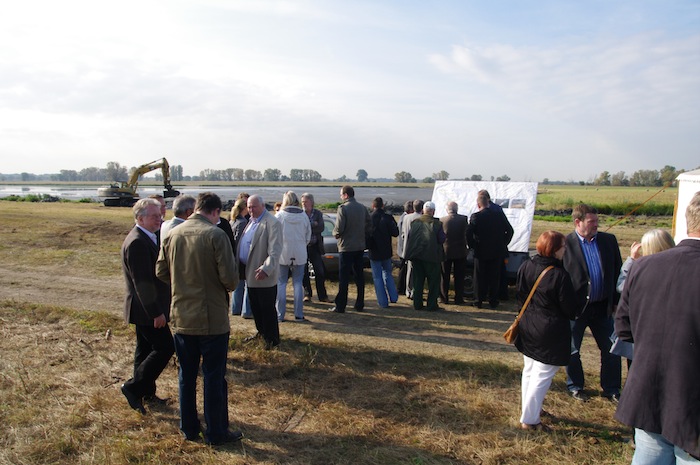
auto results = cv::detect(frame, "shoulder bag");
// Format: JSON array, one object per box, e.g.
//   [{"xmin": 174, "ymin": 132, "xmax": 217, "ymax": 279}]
[{"xmin": 503, "ymin": 265, "xmax": 555, "ymax": 344}]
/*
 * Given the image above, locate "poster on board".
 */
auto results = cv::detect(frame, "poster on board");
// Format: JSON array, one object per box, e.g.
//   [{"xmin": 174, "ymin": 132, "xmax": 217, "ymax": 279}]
[
  {"xmin": 431, "ymin": 181, "xmax": 538, "ymax": 253},
  {"xmin": 674, "ymin": 169, "xmax": 700, "ymax": 243}
]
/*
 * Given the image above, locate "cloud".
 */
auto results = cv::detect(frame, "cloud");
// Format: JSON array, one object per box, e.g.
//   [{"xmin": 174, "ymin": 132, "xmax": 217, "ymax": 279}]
[{"xmin": 428, "ymin": 32, "xmax": 700, "ymax": 129}]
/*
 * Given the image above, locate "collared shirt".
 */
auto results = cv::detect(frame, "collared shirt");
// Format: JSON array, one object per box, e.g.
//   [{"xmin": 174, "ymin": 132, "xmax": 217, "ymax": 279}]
[
  {"xmin": 576, "ymin": 231, "xmax": 604, "ymax": 302},
  {"xmin": 136, "ymin": 225, "xmax": 158, "ymax": 246},
  {"xmin": 238, "ymin": 210, "xmax": 266, "ymax": 265}
]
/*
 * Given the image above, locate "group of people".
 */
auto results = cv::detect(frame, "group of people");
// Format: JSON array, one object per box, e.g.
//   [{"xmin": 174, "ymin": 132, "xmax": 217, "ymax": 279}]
[
  {"xmin": 120, "ymin": 186, "xmax": 700, "ymax": 462},
  {"xmin": 512, "ymin": 195, "xmax": 700, "ymax": 464}
]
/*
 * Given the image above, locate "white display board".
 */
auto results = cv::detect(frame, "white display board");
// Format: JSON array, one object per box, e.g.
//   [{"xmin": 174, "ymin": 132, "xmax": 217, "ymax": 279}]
[
  {"xmin": 431, "ymin": 181, "xmax": 538, "ymax": 253},
  {"xmin": 675, "ymin": 169, "xmax": 700, "ymax": 243}
]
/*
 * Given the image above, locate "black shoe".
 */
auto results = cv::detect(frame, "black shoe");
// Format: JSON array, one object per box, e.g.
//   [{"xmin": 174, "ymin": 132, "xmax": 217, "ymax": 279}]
[
  {"xmin": 143, "ymin": 394, "xmax": 169, "ymax": 406},
  {"xmin": 353, "ymin": 306, "xmax": 364, "ymax": 312},
  {"xmin": 330, "ymin": 307, "xmax": 345, "ymax": 313},
  {"xmin": 121, "ymin": 383, "xmax": 146, "ymax": 414},
  {"xmin": 570, "ymin": 389, "xmax": 589, "ymax": 402},
  {"xmin": 454, "ymin": 300, "xmax": 465, "ymax": 305},
  {"xmin": 604, "ymin": 393, "xmax": 621, "ymax": 404},
  {"xmin": 472, "ymin": 301, "xmax": 482, "ymax": 309},
  {"xmin": 294, "ymin": 317, "xmax": 307, "ymax": 322},
  {"xmin": 205, "ymin": 430, "xmax": 244, "ymax": 445},
  {"xmin": 243, "ymin": 333, "xmax": 261, "ymax": 343}
]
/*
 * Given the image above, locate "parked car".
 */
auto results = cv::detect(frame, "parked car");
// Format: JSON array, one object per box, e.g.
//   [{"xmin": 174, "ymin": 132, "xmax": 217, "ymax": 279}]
[{"xmin": 308, "ymin": 214, "xmax": 370, "ymax": 278}]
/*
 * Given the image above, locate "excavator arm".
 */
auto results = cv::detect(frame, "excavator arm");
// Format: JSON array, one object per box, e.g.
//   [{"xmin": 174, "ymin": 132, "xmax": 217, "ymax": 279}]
[{"xmin": 98, "ymin": 157, "xmax": 179, "ymax": 206}]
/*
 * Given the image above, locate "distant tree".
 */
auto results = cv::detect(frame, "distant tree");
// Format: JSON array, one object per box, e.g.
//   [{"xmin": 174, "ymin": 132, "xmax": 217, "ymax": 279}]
[
  {"xmin": 200, "ymin": 169, "xmax": 222, "ymax": 181},
  {"xmin": 80, "ymin": 167, "xmax": 103, "ymax": 181},
  {"xmin": 422, "ymin": 177, "xmax": 435, "ymax": 183},
  {"xmin": 659, "ymin": 165, "xmax": 677, "ymax": 186},
  {"xmin": 357, "ymin": 169, "xmax": 368, "ymax": 182},
  {"xmin": 630, "ymin": 169, "xmax": 660, "ymax": 187},
  {"xmin": 394, "ymin": 171, "xmax": 416, "ymax": 183},
  {"xmin": 594, "ymin": 171, "xmax": 611, "ymax": 186},
  {"xmin": 495, "ymin": 174, "xmax": 511, "ymax": 182},
  {"xmin": 232, "ymin": 168, "xmax": 244, "ymax": 181},
  {"xmin": 433, "ymin": 170, "xmax": 449, "ymax": 181},
  {"xmin": 57, "ymin": 169, "xmax": 79, "ymax": 181},
  {"xmin": 304, "ymin": 169, "xmax": 322, "ymax": 182},
  {"xmin": 542, "ymin": 178, "xmax": 550, "ymax": 185},
  {"xmin": 469, "ymin": 174, "xmax": 482, "ymax": 181},
  {"xmin": 264, "ymin": 168, "xmax": 281, "ymax": 181},
  {"xmin": 170, "ymin": 164, "xmax": 184, "ymax": 181},
  {"xmin": 106, "ymin": 162, "xmax": 128, "ymax": 181},
  {"xmin": 611, "ymin": 171, "xmax": 628, "ymax": 186},
  {"xmin": 244, "ymin": 169, "xmax": 262, "ymax": 181},
  {"xmin": 337, "ymin": 175, "xmax": 348, "ymax": 182},
  {"xmin": 290, "ymin": 169, "xmax": 303, "ymax": 181}
]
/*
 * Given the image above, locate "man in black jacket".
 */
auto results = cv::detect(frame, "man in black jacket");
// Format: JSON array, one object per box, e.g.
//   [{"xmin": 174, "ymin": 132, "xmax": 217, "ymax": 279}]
[
  {"xmin": 367, "ymin": 197, "xmax": 399, "ymax": 308},
  {"xmin": 121, "ymin": 198, "xmax": 174, "ymax": 414},
  {"xmin": 563, "ymin": 204, "xmax": 622, "ymax": 403},
  {"xmin": 466, "ymin": 193, "xmax": 514, "ymax": 309}
]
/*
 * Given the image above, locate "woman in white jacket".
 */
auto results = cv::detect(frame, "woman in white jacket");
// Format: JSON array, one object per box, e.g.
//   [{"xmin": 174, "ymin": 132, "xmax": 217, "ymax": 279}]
[{"xmin": 275, "ymin": 191, "xmax": 311, "ymax": 321}]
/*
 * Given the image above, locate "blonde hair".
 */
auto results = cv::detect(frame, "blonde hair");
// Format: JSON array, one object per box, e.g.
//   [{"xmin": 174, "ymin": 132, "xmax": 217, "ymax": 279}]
[
  {"xmin": 687, "ymin": 192, "xmax": 700, "ymax": 234},
  {"xmin": 230, "ymin": 198, "xmax": 247, "ymax": 221},
  {"xmin": 281, "ymin": 191, "xmax": 299, "ymax": 208},
  {"xmin": 640, "ymin": 229, "xmax": 675, "ymax": 256}
]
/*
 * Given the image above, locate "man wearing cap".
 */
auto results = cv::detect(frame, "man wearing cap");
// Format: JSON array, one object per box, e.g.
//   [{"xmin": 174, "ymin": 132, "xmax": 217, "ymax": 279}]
[{"xmin": 404, "ymin": 201, "xmax": 445, "ymax": 311}]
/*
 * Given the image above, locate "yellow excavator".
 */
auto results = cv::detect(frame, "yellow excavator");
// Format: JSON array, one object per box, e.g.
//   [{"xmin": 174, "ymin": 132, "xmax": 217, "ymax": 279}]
[{"xmin": 97, "ymin": 158, "xmax": 180, "ymax": 206}]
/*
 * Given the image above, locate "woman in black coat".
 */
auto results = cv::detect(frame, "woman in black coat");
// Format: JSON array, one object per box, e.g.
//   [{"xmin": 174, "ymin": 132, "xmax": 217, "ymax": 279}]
[{"xmin": 515, "ymin": 230, "xmax": 577, "ymax": 431}]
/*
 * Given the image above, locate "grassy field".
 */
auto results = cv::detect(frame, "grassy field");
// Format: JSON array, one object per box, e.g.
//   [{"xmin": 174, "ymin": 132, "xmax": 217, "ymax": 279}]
[{"xmin": 0, "ymin": 198, "xmax": 667, "ymax": 465}]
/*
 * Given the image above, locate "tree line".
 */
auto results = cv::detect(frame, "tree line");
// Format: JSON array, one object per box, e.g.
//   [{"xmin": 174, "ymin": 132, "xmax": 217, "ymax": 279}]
[{"xmin": 1, "ymin": 162, "xmax": 694, "ymax": 187}]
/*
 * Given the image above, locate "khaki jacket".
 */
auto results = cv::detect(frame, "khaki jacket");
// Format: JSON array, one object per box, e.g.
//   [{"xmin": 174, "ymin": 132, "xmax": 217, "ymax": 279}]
[
  {"xmin": 239, "ymin": 211, "xmax": 283, "ymax": 288},
  {"xmin": 156, "ymin": 213, "xmax": 238, "ymax": 335}
]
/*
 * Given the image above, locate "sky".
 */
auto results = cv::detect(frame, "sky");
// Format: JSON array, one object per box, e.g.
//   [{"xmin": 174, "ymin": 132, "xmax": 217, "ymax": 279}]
[{"xmin": 1, "ymin": 0, "xmax": 698, "ymax": 182}]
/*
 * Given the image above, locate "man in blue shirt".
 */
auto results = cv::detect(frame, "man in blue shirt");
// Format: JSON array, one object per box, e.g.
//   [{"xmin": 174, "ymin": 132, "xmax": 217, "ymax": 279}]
[{"xmin": 563, "ymin": 204, "xmax": 622, "ymax": 402}]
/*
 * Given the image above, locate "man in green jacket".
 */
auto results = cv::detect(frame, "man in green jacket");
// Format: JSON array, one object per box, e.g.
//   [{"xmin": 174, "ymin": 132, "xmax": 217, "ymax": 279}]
[
  {"xmin": 156, "ymin": 192, "xmax": 241, "ymax": 445},
  {"xmin": 404, "ymin": 201, "xmax": 446, "ymax": 311}
]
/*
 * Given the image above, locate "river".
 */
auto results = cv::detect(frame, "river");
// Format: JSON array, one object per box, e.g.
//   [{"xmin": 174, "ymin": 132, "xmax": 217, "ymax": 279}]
[{"xmin": 0, "ymin": 184, "xmax": 435, "ymax": 208}]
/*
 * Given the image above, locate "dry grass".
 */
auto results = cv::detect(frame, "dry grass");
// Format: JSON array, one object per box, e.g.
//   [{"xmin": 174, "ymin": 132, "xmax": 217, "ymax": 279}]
[{"xmin": 0, "ymin": 201, "xmax": 652, "ymax": 465}]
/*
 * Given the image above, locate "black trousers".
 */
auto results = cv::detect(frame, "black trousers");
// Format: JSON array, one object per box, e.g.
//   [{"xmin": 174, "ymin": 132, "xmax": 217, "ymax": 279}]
[
  {"xmin": 248, "ymin": 286, "xmax": 280, "ymax": 346},
  {"xmin": 474, "ymin": 257, "xmax": 501, "ymax": 306},
  {"xmin": 441, "ymin": 257, "xmax": 467, "ymax": 303},
  {"xmin": 335, "ymin": 250, "xmax": 365, "ymax": 311},
  {"xmin": 303, "ymin": 246, "xmax": 328, "ymax": 301},
  {"xmin": 127, "ymin": 323, "xmax": 175, "ymax": 398}
]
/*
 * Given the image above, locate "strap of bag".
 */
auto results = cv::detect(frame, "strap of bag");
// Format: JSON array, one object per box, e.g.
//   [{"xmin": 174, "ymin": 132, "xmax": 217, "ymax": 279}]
[{"xmin": 514, "ymin": 265, "xmax": 554, "ymax": 323}]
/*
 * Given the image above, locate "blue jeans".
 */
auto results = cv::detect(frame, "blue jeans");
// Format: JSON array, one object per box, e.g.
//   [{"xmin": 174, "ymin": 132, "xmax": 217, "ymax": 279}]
[
  {"xmin": 566, "ymin": 300, "xmax": 621, "ymax": 395},
  {"xmin": 173, "ymin": 333, "xmax": 230, "ymax": 443},
  {"xmin": 231, "ymin": 280, "xmax": 252, "ymax": 317},
  {"xmin": 632, "ymin": 429, "xmax": 699, "ymax": 465},
  {"xmin": 370, "ymin": 259, "xmax": 398, "ymax": 308},
  {"xmin": 277, "ymin": 264, "xmax": 305, "ymax": 320}
]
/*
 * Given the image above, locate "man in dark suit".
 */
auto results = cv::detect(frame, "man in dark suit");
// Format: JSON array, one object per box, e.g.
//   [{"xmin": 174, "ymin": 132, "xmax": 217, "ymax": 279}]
[
  {"xmin": 440, "ymin": 201, "xmax": 468, "ymax": 305},
  {"xmin": 466, "ymin": 193, "xmax": 514, "ymax": 309},
  {"xmin": 614, "ymin": 192, "xmax": 700, "ymax": 461},
  {"xmin": 121, "ymin": 198, "xmax": 174, "ymax": 414},
  {"xmin": 563, "ymin": 204, "xmax": 622, "ymax": 402}
]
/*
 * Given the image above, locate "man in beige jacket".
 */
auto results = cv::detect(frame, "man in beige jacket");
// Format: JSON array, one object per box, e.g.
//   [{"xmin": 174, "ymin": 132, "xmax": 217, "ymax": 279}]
[
  {"xmin": 238, "ymin": 194, "xmax": 283, "ymax": 348},
  {"xmin": 156, "ymin": 192, "xmax": 240, "ymax": 445}
]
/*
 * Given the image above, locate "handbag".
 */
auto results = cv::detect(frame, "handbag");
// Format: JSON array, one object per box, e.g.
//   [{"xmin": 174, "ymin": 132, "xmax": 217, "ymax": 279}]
[{"xmin": 503, "ymin": 265, "xmax": 554, "ymax": 344}]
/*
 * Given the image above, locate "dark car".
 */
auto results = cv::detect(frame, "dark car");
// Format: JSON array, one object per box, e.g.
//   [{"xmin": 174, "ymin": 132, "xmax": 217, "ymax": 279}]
[{"xmin": 308, "ymin": 214, "xmax": 370, "ymax": 278}]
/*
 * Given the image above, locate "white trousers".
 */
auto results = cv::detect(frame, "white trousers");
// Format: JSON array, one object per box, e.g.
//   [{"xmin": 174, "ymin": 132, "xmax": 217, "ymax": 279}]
[{"xmin": 520, "ymin": 355, "xmax": 560, "ymax": 425}]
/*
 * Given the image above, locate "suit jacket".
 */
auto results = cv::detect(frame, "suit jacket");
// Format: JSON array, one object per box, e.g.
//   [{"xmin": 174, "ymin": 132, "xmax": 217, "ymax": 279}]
[
  {"xmin": 121, "ymin": 226, "xmax": 170, "ymax": 326},
  {"xmin": 440, "ymin": 212, "xmax": 468, "ymax": 260},
  {"xmin": 563, "ymin": 231, "xmax": 622, "ymax": 316},
  {"xmin": 399, "ymin": 212, "xmax": 422, "ymax": 259},
  {"xmin": 240, "ymin": 211, "xmax": 283, "ymax": 288},
  {"xmin": 466, "ymin": 208, "xmax": 514, "ymax": 260},
  {"xmin": 614, "ymin": 239, "xmax": 700, "ymax": 458}
]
